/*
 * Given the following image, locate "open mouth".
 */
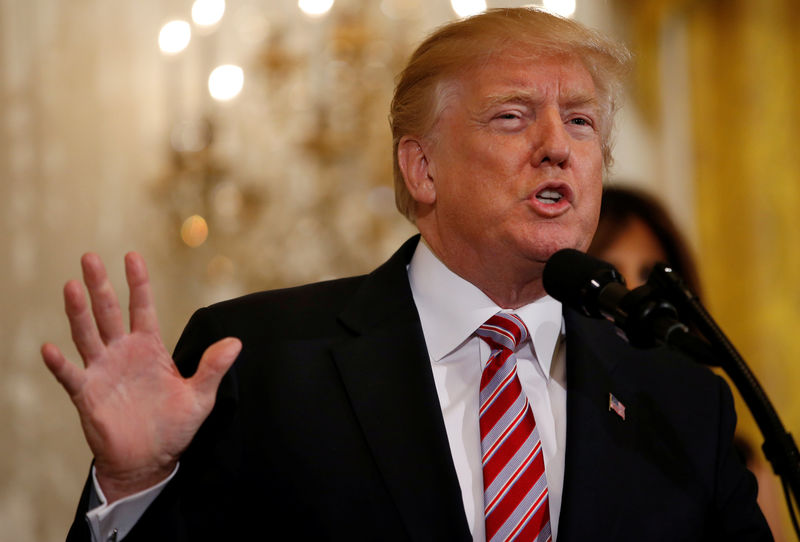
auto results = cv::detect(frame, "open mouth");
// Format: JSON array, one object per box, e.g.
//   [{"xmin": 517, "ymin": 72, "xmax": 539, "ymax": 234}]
[{"xmin": 535, "ymin": 188, "xmax": 564, "ymax": 205}]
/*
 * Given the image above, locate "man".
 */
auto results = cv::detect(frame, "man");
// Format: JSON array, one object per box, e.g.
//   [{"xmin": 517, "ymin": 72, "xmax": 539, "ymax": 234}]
[{"xmin": 43, "ymin": 8, "xmax": 771, "ymax": 541}]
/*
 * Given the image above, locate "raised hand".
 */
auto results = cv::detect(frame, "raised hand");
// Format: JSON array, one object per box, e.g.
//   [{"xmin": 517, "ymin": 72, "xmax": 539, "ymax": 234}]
[{"xmin": 41, "ymin": 252, "xmax": 241, "ymax": 503}]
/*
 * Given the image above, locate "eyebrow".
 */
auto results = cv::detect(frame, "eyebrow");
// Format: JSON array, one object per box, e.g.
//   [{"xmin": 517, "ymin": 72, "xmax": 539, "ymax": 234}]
[
  {"xmin": 479, "ymin": 89, "xmax": 601, "ymax": 114},
  {"xmin": 480, "ymin": 91, "xmax": 539, "ymax": 112}
]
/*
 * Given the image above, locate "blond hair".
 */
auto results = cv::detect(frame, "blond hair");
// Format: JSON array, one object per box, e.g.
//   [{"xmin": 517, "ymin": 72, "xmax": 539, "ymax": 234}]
[{"xmin": 389, "ymin": 8, "xmax": 632, "ymax": 221}]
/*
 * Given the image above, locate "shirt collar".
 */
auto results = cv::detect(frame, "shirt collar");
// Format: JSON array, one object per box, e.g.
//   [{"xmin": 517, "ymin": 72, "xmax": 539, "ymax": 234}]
[{"xmin": 407, "ymin": 239, "xmax": 564, "ymax": 378}]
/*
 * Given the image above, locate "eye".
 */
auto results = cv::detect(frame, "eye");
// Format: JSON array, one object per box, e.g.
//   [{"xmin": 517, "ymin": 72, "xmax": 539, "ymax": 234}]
[
  {"xmin": 490, "ymin": 110, "xmax": 527, "ymax": 131},
  {"xmin": 568, "ymin": 117, "xmax": 591, "ymax": 126},
  {"xmin": 564, "ymin": 114, "xmax": 598, "ymax": 138}
]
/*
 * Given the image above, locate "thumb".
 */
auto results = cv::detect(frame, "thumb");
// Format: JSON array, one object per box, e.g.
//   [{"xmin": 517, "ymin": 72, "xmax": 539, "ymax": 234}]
[
  {"xmin": 41, "ymin": 342, "xmax": 86, "ymax": 398},
  {"xmin": 190, "ymin": 337, "xmax": 242, "ymax": 399}
]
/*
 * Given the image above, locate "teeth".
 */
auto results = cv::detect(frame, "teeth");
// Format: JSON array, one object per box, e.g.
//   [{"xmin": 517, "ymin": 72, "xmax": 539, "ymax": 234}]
[{"xmin": 536, "ymin": 189, "xmax": 562, "ymax": 204}]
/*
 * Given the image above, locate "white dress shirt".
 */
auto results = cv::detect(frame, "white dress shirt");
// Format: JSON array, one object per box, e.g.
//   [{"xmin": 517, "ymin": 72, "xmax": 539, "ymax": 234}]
[
  {"xmin": 407, "ymin": 240, "xmax": 567, "ymax": 542},
  {"xmin": 87, "ymin": 239, "xmax": 568, "ymax": 541},
  {"xmin": 86, "ymin": 464, "xmax": 177, "ymax": 542}
]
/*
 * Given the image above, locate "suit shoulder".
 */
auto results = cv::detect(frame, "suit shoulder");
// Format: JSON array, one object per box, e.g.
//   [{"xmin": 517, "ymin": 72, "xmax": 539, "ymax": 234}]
[
  {"xmin": 191, "ymin": 274, "xmax": 368, "ymax": 338},
  {"xmin": 210, "ymin": 274, "xmax": 366, "ymax": 312}
]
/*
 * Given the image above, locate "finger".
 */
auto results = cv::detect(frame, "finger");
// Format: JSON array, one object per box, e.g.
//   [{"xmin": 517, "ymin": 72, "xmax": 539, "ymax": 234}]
[
  {"xmin": 125, "ymin": 252, "xmax": 160, "ymax": 334},
  {"xmin": 41, "ymin": 343, "xmax": 86, "ymax": 397},
  {"xmin": 190, "ymin": 338, "xmax": 242, "ymax": 400},
  {"xmin": 64, "ymin": 279, "xmax": 106, "ymax": 362},
  {"xmin": 81, "ymin": 253, "xmax": 125, "ymax": 343}
]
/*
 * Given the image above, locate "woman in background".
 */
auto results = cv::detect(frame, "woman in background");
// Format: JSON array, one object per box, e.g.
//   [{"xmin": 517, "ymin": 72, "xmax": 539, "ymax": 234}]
[{"xmin": 588, "ymin": 185, "xmax": 701, "ymax": 293}]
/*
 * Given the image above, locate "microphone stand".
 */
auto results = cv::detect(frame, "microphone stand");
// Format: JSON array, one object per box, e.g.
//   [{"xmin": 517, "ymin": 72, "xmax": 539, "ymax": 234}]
[{"xmin": 646, "ymin": 263, "xmax": 800, "ymax": 537}]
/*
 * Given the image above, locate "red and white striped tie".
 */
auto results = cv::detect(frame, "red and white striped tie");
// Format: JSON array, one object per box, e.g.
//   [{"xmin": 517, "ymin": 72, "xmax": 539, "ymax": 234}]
[{"xmin": 476, "ymin": 313, "xmax": 551, "ymax": 542}]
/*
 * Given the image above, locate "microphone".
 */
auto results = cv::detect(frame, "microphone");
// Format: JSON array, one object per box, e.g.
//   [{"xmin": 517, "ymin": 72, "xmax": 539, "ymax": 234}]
[
  {"xmin": 543, "ymin": 248, "xmax": 691, "ymax": 349},
  {"xmin": 546, "ymin": 252, "xmax": 800, "ymax": 508}
]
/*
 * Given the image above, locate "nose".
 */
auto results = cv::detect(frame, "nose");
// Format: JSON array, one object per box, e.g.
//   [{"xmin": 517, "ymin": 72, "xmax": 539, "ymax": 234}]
[{"xmin": 530, "ymin": 109, "xmax": 571, "ymax": 168}]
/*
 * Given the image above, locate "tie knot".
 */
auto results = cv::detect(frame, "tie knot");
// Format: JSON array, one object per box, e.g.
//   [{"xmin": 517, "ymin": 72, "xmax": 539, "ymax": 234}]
[{"xmin": 476, "ymin": 312, "xmax": 529, "ymax": 352}]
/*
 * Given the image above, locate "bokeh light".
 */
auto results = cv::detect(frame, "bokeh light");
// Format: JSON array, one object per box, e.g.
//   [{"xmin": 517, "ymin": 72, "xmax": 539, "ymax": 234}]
[
  {"xmin": 450, "ymin": 0, "xmax": 486, "ymax": 18},
  {"xmin": 207, "ymin": 254, "xmax": 235, "ymax": 281},
  {"xmin": 158, "ymin": 20, "xmax": 191, "ymax": 54},
  {"xmin": 542, "ymin": 0, "xmax": 576, "ymax": 18},
  {"xmin": 170, "ymin": 119, "xmax": 212, "ymax": 153},
  {"xmin": 181, "ymin": 215, "xmax": 209, "ymax": 247},
  {"xmin": 298, "ymin": 0, "xmax": 334, "ymax": 17},
  {"xmin": 208, "ymin": 65, "xmax": 244, "ymax": 101},
  {"xmin": 192, "ymin": 0, "xmax": 226, "ymax": 27}
]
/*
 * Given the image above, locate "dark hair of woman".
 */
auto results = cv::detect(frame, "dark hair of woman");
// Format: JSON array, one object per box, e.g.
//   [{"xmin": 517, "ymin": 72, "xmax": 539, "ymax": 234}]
[{"xmin": 588, "ymin": 185, "xmax": 702, "ymax": 297}]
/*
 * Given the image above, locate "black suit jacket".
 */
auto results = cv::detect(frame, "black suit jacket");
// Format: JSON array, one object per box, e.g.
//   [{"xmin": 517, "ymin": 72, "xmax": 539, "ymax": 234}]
[{"xmin": 68, "ymin": 236, "xmax": 771, "ymax": 541}]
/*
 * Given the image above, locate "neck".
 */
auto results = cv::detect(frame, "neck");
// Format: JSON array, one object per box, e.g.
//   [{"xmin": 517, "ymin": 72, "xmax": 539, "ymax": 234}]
[{"xmin": 418, "ymin": 235, "xmax": 547, "ymax": 310}]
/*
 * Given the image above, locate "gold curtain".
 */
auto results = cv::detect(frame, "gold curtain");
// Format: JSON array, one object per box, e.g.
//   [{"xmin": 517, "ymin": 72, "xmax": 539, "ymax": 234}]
[
  {"xmin": 625, "ymin": 0, "xmax": 800, "ymax": 536},
  {"xmin": 689, "ymin": 2, "xmax": 800, "ymax": 434}
]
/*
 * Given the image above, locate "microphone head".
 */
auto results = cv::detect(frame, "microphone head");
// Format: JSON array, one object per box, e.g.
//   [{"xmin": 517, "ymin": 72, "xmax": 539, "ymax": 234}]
[{"xmin": 543, "ymin": 248, "xmax": 626, "ymax": 318}]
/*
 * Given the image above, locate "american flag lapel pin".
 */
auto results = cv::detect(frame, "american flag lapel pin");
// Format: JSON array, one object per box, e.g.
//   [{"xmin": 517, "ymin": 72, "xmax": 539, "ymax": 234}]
[{"xmin": 609, "ymin": 393, "xmax": 626, "ymax": 420}]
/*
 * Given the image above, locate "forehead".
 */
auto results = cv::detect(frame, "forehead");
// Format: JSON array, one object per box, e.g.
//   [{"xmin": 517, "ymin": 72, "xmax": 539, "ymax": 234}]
[{"xmin": 458, "ymin": 52, "xmax": 598, "ymax": 107}]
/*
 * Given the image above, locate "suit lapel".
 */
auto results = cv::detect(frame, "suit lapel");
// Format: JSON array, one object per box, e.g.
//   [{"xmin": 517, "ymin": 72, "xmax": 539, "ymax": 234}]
[
  {"xmin": 558, "ymin": 309, "xmax": 639, "ymax": 541},
  {"xmin": 331, "ymin": 236, "xmax": 471, "ymax": 541}
]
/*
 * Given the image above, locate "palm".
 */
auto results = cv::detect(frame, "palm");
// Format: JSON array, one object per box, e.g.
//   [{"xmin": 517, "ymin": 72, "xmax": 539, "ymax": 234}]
[
  {"xmin": 75, "ymin": 330, "xmax": 199, "ymax": 475},
  {"xmin": 41, "ymin": 253, "xmax": 240, "ymax": 501}
]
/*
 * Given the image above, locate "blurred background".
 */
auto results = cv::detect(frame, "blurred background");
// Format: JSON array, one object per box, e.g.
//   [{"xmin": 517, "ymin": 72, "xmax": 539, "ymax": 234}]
[{"xmin": 1, "ymin": 0, "xmax": 798, "ymax": 539}]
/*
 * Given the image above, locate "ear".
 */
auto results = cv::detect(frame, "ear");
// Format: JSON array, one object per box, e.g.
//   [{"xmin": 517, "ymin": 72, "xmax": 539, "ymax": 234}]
[{"xmin": 397, "ymin": 136, "xmax": 436, "ymax": 205}]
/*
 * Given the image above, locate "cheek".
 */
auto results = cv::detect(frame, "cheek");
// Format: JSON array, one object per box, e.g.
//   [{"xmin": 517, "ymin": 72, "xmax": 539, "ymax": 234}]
[
  {"xmin": 577, "ymin": 149, "xmax": 604, "ymax": 209},
  {"xmin": 463, "ymin": 132, "xmax": 529, "ymax": 173},
  {"xmin": 575, "ymin": 181, "xmax": 603, "ymax": 251},
  {"xmin": 585, "ymin": 149, "xmax": 604, "ymax": 183},
  {"xmin": 578, "ymin": 172, "xmax": 603, "ymax": 214}
]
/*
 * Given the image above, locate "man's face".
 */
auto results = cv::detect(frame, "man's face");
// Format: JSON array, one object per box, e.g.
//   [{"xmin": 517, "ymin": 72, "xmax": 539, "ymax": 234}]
[{"xmin": 419, "ymin": 52, "xmax": 605, "ymax": 280}]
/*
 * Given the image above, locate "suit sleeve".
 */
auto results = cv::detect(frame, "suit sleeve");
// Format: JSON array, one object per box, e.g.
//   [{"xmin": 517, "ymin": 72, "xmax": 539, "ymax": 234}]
[{"xmin": 709, "ymin": 375, "xmax": 774, "ymax": 541}]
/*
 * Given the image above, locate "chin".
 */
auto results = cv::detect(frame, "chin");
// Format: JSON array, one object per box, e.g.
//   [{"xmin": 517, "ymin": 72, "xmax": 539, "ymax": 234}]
[
  {"xmin": 521, "ymin": 236, "xmax": 584, "ymax": 262},
  {"xmin": 516, "ymin": 243, "xmax": 566, "ymax": 266},
  {"xmin": 510, "ymin": 221, "xmax": 593, "ymax": 264}
]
